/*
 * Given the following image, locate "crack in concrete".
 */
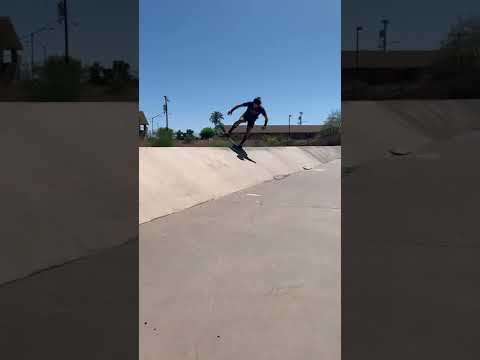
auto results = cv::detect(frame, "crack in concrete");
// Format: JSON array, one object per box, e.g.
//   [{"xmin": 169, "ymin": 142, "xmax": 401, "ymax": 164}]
[{"xmin": 0, "ymin": 236, "xmax": 138, "ymax": 289}]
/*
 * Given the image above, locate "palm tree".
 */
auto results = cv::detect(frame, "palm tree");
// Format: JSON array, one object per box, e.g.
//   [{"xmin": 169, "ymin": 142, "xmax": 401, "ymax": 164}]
[{"xmin": 209, "ymin": 111, "xmax": 225, "ymax": 129}]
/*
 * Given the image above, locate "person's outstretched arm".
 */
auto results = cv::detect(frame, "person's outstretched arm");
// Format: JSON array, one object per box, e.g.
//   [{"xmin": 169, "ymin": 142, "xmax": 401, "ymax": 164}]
[
  {"xmin": 227, "ymin": 103, "xmax": 248, "ymax": 115},
  {"xmin": 262, "ymin": 109, "xmax": 269, "ymax": 129}
]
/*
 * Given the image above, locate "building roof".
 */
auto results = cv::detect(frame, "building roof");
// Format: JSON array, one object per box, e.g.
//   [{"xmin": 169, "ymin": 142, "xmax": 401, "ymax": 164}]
[
  {"xmin": 139, "ymin": 111, "xmax": 149, "ymax": 125},
  {"xmin": 342, "ymin": 50, "xmax": 437, "ymax": 69},
  {"xmin": 224, "ymin": 124, "xmax": 322, "ymax": 134},
  {"xmin": 0, "ymin": 17, "xmax": 23, "ymax": 50}
]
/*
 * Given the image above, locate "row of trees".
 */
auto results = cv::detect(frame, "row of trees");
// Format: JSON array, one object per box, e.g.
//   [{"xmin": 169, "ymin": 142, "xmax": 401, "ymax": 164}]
[
  {"xmin": 147, "ymin": 110, "xmax": 341, "ymax": 147},
  {"xmin": 25, "ymin": 56, "xmax": 137, "ymax": 101},
  {"xmin": 147, "ymin": 111, "xmax": 226, "ymax": 146},
  {"xmin": 147, "ymin": 127, "xmax": 216, "ymax": 146}
]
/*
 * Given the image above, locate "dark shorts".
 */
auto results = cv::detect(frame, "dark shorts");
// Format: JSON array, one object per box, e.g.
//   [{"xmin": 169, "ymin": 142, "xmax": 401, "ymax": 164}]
[{"xmin": 241, "ymin": 115, "xmax": 256, "ymax": 128}]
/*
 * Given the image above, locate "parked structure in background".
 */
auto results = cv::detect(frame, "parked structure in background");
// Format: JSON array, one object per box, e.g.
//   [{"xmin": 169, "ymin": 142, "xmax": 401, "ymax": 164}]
[
  {"xmin": 342, "ymin": 50, "xmax": 438, "ymax": 99},
  {"xmin": 139, "ymin": 111, "xmax": 149, "ymax": 140},
  {"xmin": 0, "ymin": 17, "xmax": 23, "ymax": 83},
  {"xmin": 224, "ymin": 124, "xmax": 323, "ymax": 141},
  {"xmin": 342, "ymin": 50, "xmax": 436, "ymax": 82}
]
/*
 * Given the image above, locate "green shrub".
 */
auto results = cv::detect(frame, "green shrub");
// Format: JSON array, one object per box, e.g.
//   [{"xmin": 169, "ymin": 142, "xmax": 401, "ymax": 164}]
[
  {"xmin": 200, "ymin": 127, "xmax": 215, "ymax": 140},
  {"xmin": 32, "ymin": 56, "xmax": 82, "ymax": 101},
  {"xmin": 183, "ymin": 129, "xmax": 196, "ymax": 143},
  {"xmin": 318, "ymin": 125, "xmax": 340, "ymax": 138},
  {"xmin": 150, "ymin": 128, "xmax": 174, "ymax": 147},
  {"xmin": 175, "ymin": 130, "xmax": 185, "ymax": 140},
  {"xmin": 324, "ymin": 110, "xmax": 341, "ymax": 128},
  {"xmin": 262, "ymin": 135, "xmax": 287, "ymax": 146}
]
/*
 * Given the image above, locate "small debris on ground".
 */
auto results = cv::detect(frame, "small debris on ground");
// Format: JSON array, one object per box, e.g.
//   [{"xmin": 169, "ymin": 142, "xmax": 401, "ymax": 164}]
[{"xmin": 388, "ymin": 148, "xmax": 412, "ymax": 156}]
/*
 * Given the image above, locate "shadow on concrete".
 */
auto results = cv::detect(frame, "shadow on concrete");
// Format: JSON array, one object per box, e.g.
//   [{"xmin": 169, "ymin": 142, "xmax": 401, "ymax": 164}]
[{"xmin": 230, "ymin": 145, "xmax": 256, "ymax": 163}]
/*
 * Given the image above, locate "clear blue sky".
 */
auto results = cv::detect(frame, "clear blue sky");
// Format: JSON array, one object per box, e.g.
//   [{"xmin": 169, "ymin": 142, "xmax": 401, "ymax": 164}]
[
  {"xmin": 342, "ymin": 0, "xmax": 478, "ymax": 50},
  {"xmin": 140, "ymin": 0, "xmax": 340, "ymax": 133}
]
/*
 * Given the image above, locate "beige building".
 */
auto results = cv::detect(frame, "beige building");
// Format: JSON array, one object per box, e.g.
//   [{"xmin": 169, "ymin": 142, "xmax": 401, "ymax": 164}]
[
  {"xmin": 224, "ymin": 124, "xmax": 323, "ymax": 140},
  {"xmin": 342, "ymin": 50, "xmax": 437, "ymax": 84}
]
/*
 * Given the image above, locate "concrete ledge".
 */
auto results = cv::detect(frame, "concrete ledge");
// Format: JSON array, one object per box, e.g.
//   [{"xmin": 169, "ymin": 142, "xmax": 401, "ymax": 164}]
[{"xmin": 139, "ymin": 146, "xmax": 341, "ymax": 224}]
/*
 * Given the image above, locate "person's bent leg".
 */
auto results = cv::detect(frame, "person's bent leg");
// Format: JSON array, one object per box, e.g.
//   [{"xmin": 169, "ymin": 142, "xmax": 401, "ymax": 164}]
[
  {"xmin": 227, "ymin": 117, "xmax": 245, "ymax": 136},
  {"xmin": 239, "ymin": 123, "xmax": 254, "ymax": 146}
]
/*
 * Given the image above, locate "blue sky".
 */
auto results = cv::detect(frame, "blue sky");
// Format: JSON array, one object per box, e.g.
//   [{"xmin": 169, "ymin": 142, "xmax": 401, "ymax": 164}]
[
  {"xmin": 342, "ymin": 0, "xmax": 478, "ymax": 50},
  {"xmin": 140, "ymin": 0, "xmax": 341, "ymax": 133}
]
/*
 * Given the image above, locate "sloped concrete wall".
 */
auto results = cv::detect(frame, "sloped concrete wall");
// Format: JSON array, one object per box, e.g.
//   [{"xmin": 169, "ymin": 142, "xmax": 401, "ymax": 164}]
[
  {"xmin": 342, "ymin": 99, "xmax": 480, "ymax": 167},
  {"xmin": 0, "ymin": 102, "xmax": 138, "ymax": 285},
  {"xmin": 139, "ymin": 146, "xmax": 341, "ymax": 224}
]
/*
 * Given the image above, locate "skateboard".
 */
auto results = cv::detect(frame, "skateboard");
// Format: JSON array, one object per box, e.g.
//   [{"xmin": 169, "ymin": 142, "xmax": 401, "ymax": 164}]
[{"xmin": 215, "ymin": 125, "xmax": 256, "ymax": 163}]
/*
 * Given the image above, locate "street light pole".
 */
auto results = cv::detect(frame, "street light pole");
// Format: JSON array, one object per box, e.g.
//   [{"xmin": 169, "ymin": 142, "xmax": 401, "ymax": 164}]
[
  {"xmin": 381, "ymin": 19, "xmax": 389, "ymax": 52},
  {"xmin": 151, "ymin": 113, "xmax": 162, "ymax": 135},
  {"xmin": 29, "ymin": 26, "xmax": 54, "ymax": 78},
  {"xmin": 163, "ymin": 96, "xmax": 169, "ymax": 129},
  {"xmin": 30, "ymin": 33, "xmax": 34, "ymax": 77},
  {"xmin": 356, "ymin": 26, "xmax": 363, "ymax": 70},
  {"xmin": 298, "ymin": 112, "xmax": 303, "ymax": 125},
  {"xmin": 288, "ymin": 114, "xmax": 292, "ymax": 143},
  {"xmin": 64, "ymin": 0, "xmax": 69, "ymax": 63}
]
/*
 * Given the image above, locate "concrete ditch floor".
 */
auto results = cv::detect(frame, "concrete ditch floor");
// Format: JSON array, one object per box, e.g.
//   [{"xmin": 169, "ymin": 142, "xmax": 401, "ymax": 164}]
[
  {"xmin": 140, "ymin": 159, "xmax": 341, "ymax": 360},
  {"xmin": 0, "ymin": 240, "xmax": 138, "ymax": 359},
  {"xmin": 342, "ymin": 132, "xmax": 480, "ymax": 359}
]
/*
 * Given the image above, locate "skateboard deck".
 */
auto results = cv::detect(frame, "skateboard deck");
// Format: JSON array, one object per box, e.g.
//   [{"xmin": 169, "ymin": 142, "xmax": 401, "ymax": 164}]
[{"xmin": 215, "ymin": 124, "xmax": 256, "ymax": 163}]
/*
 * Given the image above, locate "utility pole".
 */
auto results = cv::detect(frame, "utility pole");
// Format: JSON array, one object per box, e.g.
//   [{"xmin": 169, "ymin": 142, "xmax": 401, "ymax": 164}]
[
  {"xmin": 288, "ymin": 114, "xmax": 292, "ymax": 143},
  {"xmin": 64, "ymin": 0, "xmax": 69, "ymax": 63},
  {"xmin": 356, "ymin": 26, "xmax": 363, "ymax": 70},
  {"xmin": 163, "ymin": 96, "xmax": 170, "ymax": 129},
  {"xmin": 380, "ymin": 19, "xmax": 389, "ymax": 52},
  {"xmin": 354, "ymin": 26, "xmax": 363, "ymax": 100},
  {"xmin": 30, "ymin": 33, "xmax": 34, "ymax": 77},
  {"xmin": 58, "ymin": 0, "xmax": 69, "ymax": 63}
]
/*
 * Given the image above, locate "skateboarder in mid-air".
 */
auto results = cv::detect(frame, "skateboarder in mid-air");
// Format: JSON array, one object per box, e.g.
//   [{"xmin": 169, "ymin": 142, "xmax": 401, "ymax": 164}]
[{"xmin": 225, "ymin": 97, "xmax": 268, "ymax": 148}]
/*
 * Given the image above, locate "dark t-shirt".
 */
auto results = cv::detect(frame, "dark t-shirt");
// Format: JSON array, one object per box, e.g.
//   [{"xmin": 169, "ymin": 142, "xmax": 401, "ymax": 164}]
[{"xmin": 241, "ymin": 102, "xmax": 267, "ymax": 121}]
